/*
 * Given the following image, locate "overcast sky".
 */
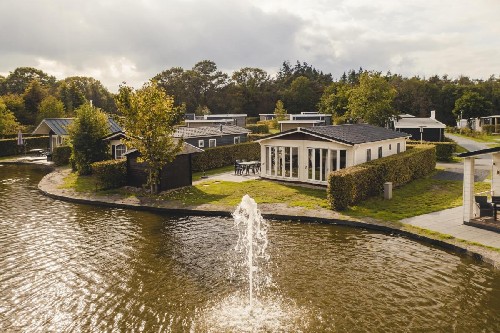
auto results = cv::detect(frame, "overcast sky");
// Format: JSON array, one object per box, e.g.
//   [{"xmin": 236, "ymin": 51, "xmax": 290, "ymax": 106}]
[{"xmin": 1, "ymin": 0, "xmax": 499, "ymax": 92}]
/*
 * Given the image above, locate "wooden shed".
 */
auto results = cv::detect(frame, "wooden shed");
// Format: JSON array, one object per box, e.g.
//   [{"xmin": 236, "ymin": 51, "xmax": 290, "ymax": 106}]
[{"xmin": 125, "ymin": 142, "xmax": 203, "ymax": 191}]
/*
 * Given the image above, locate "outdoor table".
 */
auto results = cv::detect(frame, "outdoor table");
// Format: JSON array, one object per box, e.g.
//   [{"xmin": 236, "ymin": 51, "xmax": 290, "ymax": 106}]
[
  {"xmin": 28, "ymin": 149, "xmax": 45, "ymax": 156},
  {"xmin": 238, "ymin": 161, "xmax": 260, "ymax": 175}
]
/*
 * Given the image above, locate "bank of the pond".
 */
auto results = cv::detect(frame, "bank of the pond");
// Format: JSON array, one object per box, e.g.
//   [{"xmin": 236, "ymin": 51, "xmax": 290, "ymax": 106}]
[{"xmin": 36, "ymin": 167, "xmax": 500, "ymax": 269}]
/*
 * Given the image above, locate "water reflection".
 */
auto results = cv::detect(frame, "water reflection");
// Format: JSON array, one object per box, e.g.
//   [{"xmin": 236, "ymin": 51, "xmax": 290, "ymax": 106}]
[{"xmin": 0, "ymin": 165, "xmax": 499, "ymax": 332}]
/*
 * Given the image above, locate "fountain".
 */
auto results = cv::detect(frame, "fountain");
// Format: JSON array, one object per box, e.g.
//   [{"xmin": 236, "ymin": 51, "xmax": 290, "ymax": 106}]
[{"xmin": 195, "ymin": 195, "xmax": 309, "ymax": 332}]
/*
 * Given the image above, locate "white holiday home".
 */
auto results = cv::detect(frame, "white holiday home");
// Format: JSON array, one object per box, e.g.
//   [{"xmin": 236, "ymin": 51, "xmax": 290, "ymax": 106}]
[{"xmin": 257, "ymin": 124, "xmax": 410, "ymax": 185}]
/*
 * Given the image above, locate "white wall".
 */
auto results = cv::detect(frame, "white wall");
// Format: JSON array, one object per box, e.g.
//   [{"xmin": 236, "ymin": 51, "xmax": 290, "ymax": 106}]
[{"xmin": 353, "ymin": 138, "xmax": 406, "ymax": 165}]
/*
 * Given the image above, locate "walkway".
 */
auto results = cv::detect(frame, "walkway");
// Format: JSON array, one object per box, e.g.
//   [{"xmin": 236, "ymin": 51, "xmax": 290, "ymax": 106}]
[
  {"xmin": 401, "ymin": 207, "xmax": 500, "ymax": 249},
  {"xmin": 445, "ymin": 132, "xmax": 492, "ymax": 161}
]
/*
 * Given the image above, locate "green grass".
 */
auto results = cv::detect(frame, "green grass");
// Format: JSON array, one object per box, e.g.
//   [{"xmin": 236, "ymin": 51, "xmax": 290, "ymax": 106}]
[
  {"xmin": 192, "ymin": 165, "xmax": 234, "ymax": 182},
  {"xmin": 59, "ymin": 171, "xmax": 135, "ymax": 196},
  {"xmin": 345, "ymin": 177, "xmax": 491, "ymax": 222},
  {"xmin": 449, "ymin": 131, "xmax": 500, "ymax": 144},
  {"xmin": 160, "ymin": 179, "xmax": 329, "ymax": 209}
]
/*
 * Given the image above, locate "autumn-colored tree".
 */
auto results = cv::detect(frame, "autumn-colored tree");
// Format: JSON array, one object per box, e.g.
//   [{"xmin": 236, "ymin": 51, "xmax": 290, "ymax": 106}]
[
  {"xmin": 116, "ymin": 82, "xmax": 183, "ymax": 193},
  {"xmin": 0, "ymin": 98, "xmax": 20, "ymax": 137},
  {"xmin": 36, "ymin": 96, "xmax": 65, "ymax": 124}
]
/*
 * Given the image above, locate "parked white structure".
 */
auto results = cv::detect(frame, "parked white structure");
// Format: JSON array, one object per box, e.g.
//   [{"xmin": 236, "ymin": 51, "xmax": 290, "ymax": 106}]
[{"xmin": 257, "ymin": 124, "xmax": 409, "ymax": 185}]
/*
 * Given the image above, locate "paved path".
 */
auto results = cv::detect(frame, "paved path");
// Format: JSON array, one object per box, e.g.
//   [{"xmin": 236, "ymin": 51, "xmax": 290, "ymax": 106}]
[
  {"xmin": 445, "ymin": 132, "xmax": 492, "ymax": 161},
  {"xmin": 401, "ymin": 207, "xmax": 500, "ymax": 248}
]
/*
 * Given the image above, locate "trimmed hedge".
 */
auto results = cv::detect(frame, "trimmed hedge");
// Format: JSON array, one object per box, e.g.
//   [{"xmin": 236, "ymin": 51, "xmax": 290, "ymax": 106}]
[
  {"xmin": 408, "ymin": 140, "xmax": 456, "ymax": 162},
  {"xmin": 327, "ymin": 144, "xmax": 436, "ymax": 211},
  {"xmin": 0, "ymin": 136, "xmax": 49, "ymax": 157},
  {"xmin": 192, "ymin": 141, "xmax": 260, "ymax": 171},
  {"xmin": 52, "ymin": 146, "xmax": 72, "ymax": 166},
  {"xmin": 246, "ymin": 124, "xmax": 269, "ymax": 134},
  {"xmin": 91, "ymin": 159, "xmax": 127, "ymax": 189}
]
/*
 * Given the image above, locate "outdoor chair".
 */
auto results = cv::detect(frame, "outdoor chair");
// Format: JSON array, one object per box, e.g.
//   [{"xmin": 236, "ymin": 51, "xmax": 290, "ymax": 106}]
[
  {"xmin": 234, "ymin": 161, "xmax": 243, "ymax": 175},
  {"xmin": 475, "ymin": 196, "xmax": 494, "ymax": 217}
]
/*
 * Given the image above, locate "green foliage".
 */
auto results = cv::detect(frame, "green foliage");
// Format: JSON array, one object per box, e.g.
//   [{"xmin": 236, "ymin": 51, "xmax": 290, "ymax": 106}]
[
  {"xmin": 0, "ymin": 98, "xmax": 20, "ymax": 137},
  {"xmin": 52, "ymin": 145, "xmax": 72, "ymax": 166},
  {"xmin": 1, "ymin": 67, "xmax": 56, "ymax": 95},
  {"xmin": 348, "ymin": 71, "xmax": 397, "ymax": 126},
  {"xmin": 318, "ymin": 82, "xmax": 351, "ymax": 119},
  {"xmin": 68, "ymin": 102, "xmax": 110, "ymax": 175},
  {"xmin": 453, "ymin": 90, "xmax": 492, "ymax": 119},
  {"xmin": 57, "ymin": 76, "xmax": 117, "ymax": 114},
  {"xmin": 91, "ymin": 159, "xmax": 127, "ymax": 189},
  {"xmin": 246, "ymin": 123, "xmax": 269, "ymax": 134},
  {"xmin": 2, "ymin": 94, "xmax": 25, "ymax": 124},
  {"xmin": 407, "ymin": 140, "xmax": 456, "ymax": 162},
  {"xmin": 327, "ymin": 145, "xmax": 436, "ymax": 210},
  {"xmin": 36, "ymin": 96, "xmax": 65, "ymax": 124},
  {"xmin": 192, "ymin": 142, "xmax": 260, "ymax": 171},
  {"xmin": 22, "ymin": 80, "xmax": 48, "ymax": 125},
  {"xmin": 116, "ymin": 81, "xmax": 183, "ymax": 192},
  {"xmin": 0, "ymin": 136, "xmax": 49, "ymax": 157}
]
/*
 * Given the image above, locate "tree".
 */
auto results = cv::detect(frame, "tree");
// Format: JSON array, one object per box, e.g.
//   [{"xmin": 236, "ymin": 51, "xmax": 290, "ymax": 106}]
[
  {"xmin": 115, "ymin": 82, "xmax": 183, "ymax": 193},
  {"xmin": 1, "ymin": 94, "xmax": 26, "ymax": 124},
  {"xmin": 452, "ymin": 91, "xmax": 493, "ymax": 120},
  {"xmin": 283, "ymin": 76, "xmax": 317, "ymax": 114},
  {"xmin": 347, "ymin": 72, "xmax": 397, "ymax": 126},
  {"xmin": 67, "ymin": 102, "xmax": 110, "ymax": 175},
  {"xmin": 57, "ymin": 81, "xmax": 87, "ymax": 115},
  {"xmin": 2, "ymin": 67, "xmax": 56, "ymax": 95},
  {"xmin": 57, "ymin": 77, "xmax": 116, "ymax": 114},
  {"xmin": 273, "ymin": 99, "xmax": 287, "ymax": 128},
  {"xmin": 22, "ymin": 80, "xmax": 48, "ymax": 125},
  {"xmin": 318, "ymin": 82, "xmax": 351, "ymax": 122},
  {"xmin": 37, "ymin": 96, "xmax": 65, "ymax": 124},
  {"xmin": 0, "ymin": 98, "xmax": 20, "ymax": 137}
]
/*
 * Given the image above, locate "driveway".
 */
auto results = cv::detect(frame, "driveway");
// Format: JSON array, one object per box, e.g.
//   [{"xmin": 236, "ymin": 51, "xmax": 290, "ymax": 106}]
[{"xmin": 445, "ymin": 132, "xmax": 491, "ymax": 161}]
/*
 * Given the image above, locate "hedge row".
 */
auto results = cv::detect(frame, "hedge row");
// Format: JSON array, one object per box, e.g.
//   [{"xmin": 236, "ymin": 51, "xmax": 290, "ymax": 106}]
[
  {"xmin": 246, "ymin": 124, "xmax": 269, "ymax": 134},
  {"xmin": 407, "ymin": 140, "xmax": 456, "ymax": 162},
  {"xmin": 52, "ymin": 146, "xmax": 72, "ymax": 166},
  {"xmin": 91, "ymin": 159, "xmax": 127, "ymax": 189},
  {"xmin": 327, "ymin": 144, "xmax": 436, "ymax": 211},
  {"xmin": 192, "ymin": 141, "xmax": 260, "ymax": 171},
  {"xmin": 0, "ymin": 136, "xmax": 49, "ymax": 157}
]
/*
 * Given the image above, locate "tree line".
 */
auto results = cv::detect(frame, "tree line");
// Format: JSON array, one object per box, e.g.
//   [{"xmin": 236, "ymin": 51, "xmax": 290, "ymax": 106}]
[{"xmin": 1, "ymin": 61, "xmax": 500, "ymax": 136}]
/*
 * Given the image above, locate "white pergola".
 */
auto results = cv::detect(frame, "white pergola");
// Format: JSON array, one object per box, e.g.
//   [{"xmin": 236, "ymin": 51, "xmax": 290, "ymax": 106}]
[{"xmin": 459, "ymin": 147, "xmax": 500, "ymax": 222}]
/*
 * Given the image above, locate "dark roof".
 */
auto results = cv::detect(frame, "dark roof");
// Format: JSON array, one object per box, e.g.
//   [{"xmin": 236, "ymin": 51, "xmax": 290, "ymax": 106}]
[
  {"xmin": 259, "ymin": 124, "xmax": 410, "ymax": 145},
  {"xmin": 102, "ymin": 131, "xmax": 127, "ymax": 141},
  {"xmin": 124, "ymin": 140, "xmax": 203, "ymax": 157},
  {"xmin": 32, "ymin": 117, "xmax": 122, "ymax": 136},
  {"xmin": 457, "ymin": 146, "xmax": 500, "ymax": 158},
  {"xmin": 174, "ymin": 125, "xmax": 250, "ymax": 138}
]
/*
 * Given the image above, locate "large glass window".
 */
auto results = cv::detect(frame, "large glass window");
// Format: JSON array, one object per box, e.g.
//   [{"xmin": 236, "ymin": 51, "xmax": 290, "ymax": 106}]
[
  {"xmin": 115, "ymin": 144, "xmax": 127, "ymax": 159},
  {"xmin": 330, "ymin": 149, "xmax": 338, "ymax": 172},
  {"xmin": 292, "ymin": 147, "xmax": 299, "ymax": 178},
  {"xmin": 321, "ymin": 149, "xmax": 328, "ymax": 181},
  {"xmin": 340, "ymin": 150, "xmax": 346, "ymax": 169},
  {"xmin": 265, "ymin": 145, "xmax": 299, "ymax": 179}
]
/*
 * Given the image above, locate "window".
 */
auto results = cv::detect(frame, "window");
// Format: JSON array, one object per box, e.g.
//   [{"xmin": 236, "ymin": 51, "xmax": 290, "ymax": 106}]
[
  {"xmin": 378, "ymin": 147, "xmax": 383, "ymax": 159},
  {"xmin": 234, "ymin": 136, "xmax": 240, "ymax": 144},
  {"xmin": 366, "ymin": 149, "xmax": 372, "ymax": 162},
  {"xmin": 198, "ymin": 140, "xmax": 204, "ymax": 148},
  {"xmin": 389, "ymin": 144, "xmax": 392, "ymax": 150},
  {"xmin": 209, "ymin": 139, "xmax": 217, "ymax": 147},
  {"xmin": 115, "ymin": 144, "xmax": 127, "ymax": 159},
  {"xmin": 397, "ymin": 143, "xmax": 401, "ymax": 153},
  {"xmin": 339, "ymin": 150, "xmax": 346, "ymax": 169}
]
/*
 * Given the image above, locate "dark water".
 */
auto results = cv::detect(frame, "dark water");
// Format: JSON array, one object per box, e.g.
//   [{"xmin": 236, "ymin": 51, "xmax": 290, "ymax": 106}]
[{"xmin": 1, "ymin": 164, "xmax": 500, "ymax": 332}]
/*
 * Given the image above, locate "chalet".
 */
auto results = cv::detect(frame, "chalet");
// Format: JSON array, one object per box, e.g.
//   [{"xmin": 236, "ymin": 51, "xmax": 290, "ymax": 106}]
[
  {"xmin": 174, "ymin": 125, "xmax": 250, "ymax": 148},
  {"xmin": 392, "ymin": 111, "xmax": 446, "ymax": 142},
  {"xmin": 257, "ymin": 124, "xmax": 410, "ymax": 185},
  {"xmin": 32, "ymin": 118, "xmax": 122, "ymax": 152},
  {"xmin": 125, "ymin": 141, "xmax": 203, "ymax": 191},
  {"xmin": 102, "ymin": 132, "xmax": 128, "ymax": 159},
  {"xmin": 185, "ymin": 114, "xmax": 247, "ymax": 127}
]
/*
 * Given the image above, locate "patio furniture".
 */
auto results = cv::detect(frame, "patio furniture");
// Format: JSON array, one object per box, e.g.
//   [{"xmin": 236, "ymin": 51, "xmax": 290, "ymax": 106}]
[
  {"xmin": 475, "ymin": 196, "xmax": 494, "ymax": 218},
  {"xmin": 234, "ymin": 161, "xmax": 243, "ymax": 175},
  {"xmin": 238, "ymin": 161, "xmax": 260, "ymax": 175},
  {"xmin": 491, "ymin": 196, "xmax": 500, "ymax": 221}
]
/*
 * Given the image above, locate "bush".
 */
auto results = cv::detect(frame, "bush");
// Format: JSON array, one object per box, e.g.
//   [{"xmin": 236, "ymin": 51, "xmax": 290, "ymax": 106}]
[
  {"xmin": 91, "ymin": 159, "xmax": 127, "ymax": 189},
  {"xmin": 407, "ymin": 140, "xmax": 456, "ymax": 162},
  {"xmin": 246, "ymin": 117, "xmax": 259, "ymax": 125},
  {"xmin": 246, "ymin": 124, "xmax": 269, "ymax": 134},
  {"xmin": 482, "ymin": 124, "xmax": 494, "ymax": 134},
  {"xmin": 327, "ymin": 145, "xmax": 436, "ymax": 211},
  {"xmin": 0, "ymin": 136, "xmax": 49, "ymax": 157},
  {"xmin": 192, "ymin": 142, "xmax": 260, "ymax": 171},
  {"xmin": 52, "ymin": 146, "xmax": 72, "ymax": 166}
]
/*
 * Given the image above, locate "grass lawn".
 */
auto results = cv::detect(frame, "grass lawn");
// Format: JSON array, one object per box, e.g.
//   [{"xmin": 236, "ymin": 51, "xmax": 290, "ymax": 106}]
[
  {"xmin": 59, "ymin": 171, "xmax": 134, "ymax": 196},
  {"xmin": 160, "ymin": 179, "xmax": 329, "ymax": 209},
  {"xmin": 448, "ymin": 131, "xmax": 500, "ymax": 144},
  {"xmin": 345, "ymin": 177, "xmax": 491, "ymax": 222}
]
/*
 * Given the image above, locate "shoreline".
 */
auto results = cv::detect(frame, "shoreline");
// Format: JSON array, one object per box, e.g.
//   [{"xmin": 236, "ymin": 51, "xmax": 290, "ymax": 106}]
[{"xmin": 34, "ymin": 166, "xmax": 500, "ymax": 269}]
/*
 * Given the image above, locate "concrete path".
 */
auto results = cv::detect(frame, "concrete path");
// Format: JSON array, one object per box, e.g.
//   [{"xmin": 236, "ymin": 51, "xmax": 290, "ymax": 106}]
[
  {"xmin": 445, "ymin": 132, "xmax": 492, "ymax": 161},
  {"xmin": 401, "ymin": 207, "xmax": 500, "ymax": 248}
]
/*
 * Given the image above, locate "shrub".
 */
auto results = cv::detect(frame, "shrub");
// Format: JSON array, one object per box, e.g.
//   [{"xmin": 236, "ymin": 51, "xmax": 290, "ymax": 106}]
[
  {"xmin": 192, "ymin": 142, "xmax": 260, "ymax": 171},
  {"xmin": 0, "ymin": 136, "xmax": 49, "ymax": 157},
  {"xmin": 408, "ymin": 140, "xmax": 456, "ymax": 162},
  {"xmin": 91, "ymin": 159, "xmax": 127, "ymax": 189},
  {"xmin": 482, "ymin": 124, "xmax": 494, "ymax": 134},
  {"xmin": 327, "ymin": 145, "xmax": 436, "ymax": 211},
  {"xmin": 52, "ymin": 146, "xmax": 72, "ymax": 166},
  {"xmin": 246, "ymin": 117, "xmax": 259, "ymax": 125},
  {"xmin": 246, "ymin": 124, "xmax": 269, "ymax": 134}
]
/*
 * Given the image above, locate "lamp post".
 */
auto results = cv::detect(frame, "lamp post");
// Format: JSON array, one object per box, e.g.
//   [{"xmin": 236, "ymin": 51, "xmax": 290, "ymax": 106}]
[{"xmin": 419, "ymin": 125, "xmax": 426, "ymax": 144}]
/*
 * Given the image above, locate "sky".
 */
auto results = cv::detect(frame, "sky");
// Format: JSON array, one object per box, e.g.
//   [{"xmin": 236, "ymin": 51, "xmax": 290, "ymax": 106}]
[{"xmin": 1, "ymin": 0, "xmax": 499, "ymax": 92}]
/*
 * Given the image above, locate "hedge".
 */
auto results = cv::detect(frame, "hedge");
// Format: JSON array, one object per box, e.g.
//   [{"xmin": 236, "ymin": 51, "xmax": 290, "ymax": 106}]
[
  {"xmin": 52, "ymin": 146, "xmax": 72, "ymax": 166},
  {"xmin": 91, "ymin": 159, "xmax": 127, "ymax": 189},
  {"xmin": 408, "ymin": 140, "xmax": 456, "ymax": 162},
  {"xmin": 246, "ymin": 124, "xmax": 269, "ymax": 134},
  {"xmin": 192, "ymin": 141, "xmax": 260, "ymax": 171},
  {"xmin": 0, "ymin": 136, "xmax": 49, "ymax": 157},
  {"xmin": 327, "ymin": 144, "xmax": 436, "ymax": 211}
]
